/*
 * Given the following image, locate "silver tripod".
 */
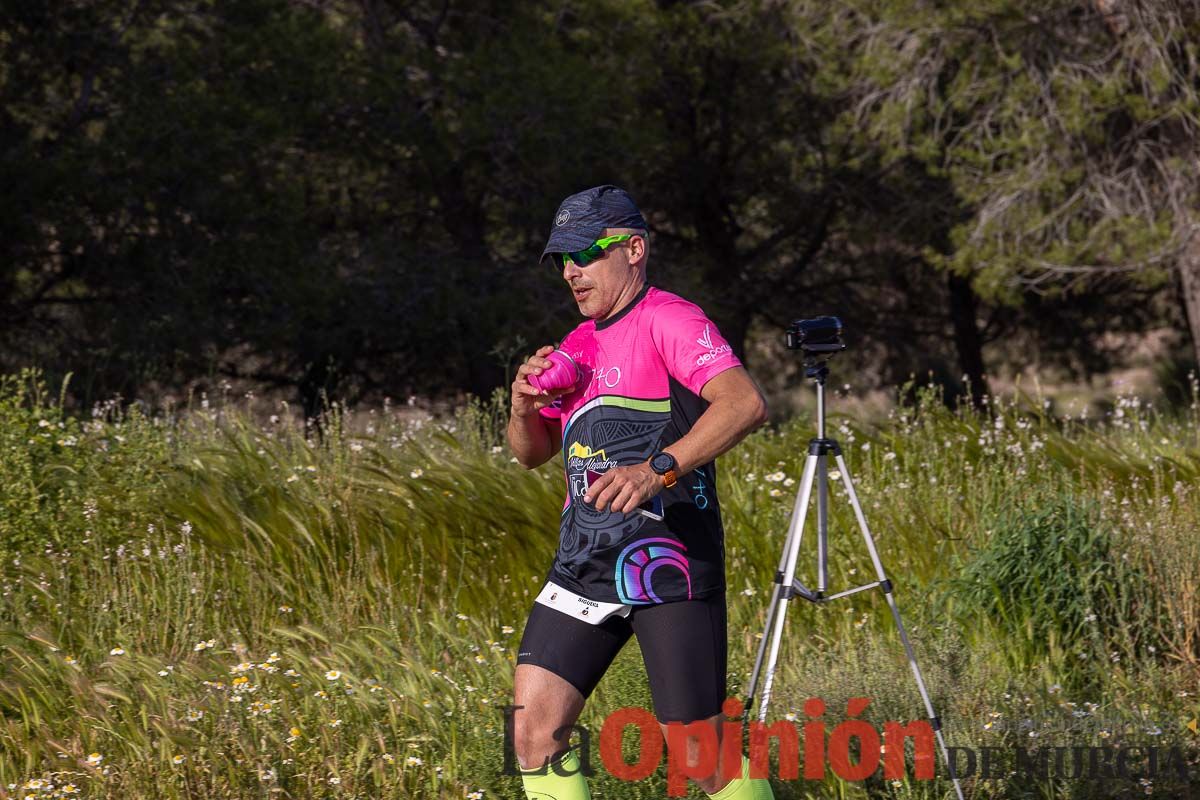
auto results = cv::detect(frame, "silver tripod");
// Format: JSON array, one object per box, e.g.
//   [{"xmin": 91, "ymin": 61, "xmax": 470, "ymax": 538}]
[{"xmin": 743, "ymin": 357, "xmax": 965, "ymax": 800}]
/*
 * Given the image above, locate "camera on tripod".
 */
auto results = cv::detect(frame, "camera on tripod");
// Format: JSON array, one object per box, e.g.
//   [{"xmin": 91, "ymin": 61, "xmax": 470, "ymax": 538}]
[
  {"xmin": 785, "ymin": 316, "xmax": 845, "ymax": 358},
  {"xmin": 749, "ymin": 310, "xmax": 965, "ymax": 799}
]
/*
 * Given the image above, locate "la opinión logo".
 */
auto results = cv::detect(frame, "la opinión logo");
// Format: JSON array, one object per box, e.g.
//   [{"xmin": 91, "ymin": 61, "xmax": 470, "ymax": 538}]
[
  {"xmin": 501, "ymin": 697, "xmax": 1193, "ymax": 796},
  {"xmin": 505, "ymin": 697, "xmax": 936, "ymax": 796}
]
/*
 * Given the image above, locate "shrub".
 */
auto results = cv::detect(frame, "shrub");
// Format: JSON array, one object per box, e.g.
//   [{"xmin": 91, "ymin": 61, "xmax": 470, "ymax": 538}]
[{"xmin": 951, "ymin": 492, "xmax": 1159, "ymax": 678}]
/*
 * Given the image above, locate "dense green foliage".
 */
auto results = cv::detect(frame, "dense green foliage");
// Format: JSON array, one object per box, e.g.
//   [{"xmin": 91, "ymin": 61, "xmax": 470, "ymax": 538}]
[
  {"xmin": 3, "ymin": 1, "xmax": 1199, "ymax": 412},
  {"xmin": 0, "ymin": 372, "xmax": 1197, "ymax": 797},
  {"xmin": 952, "ymin": 495, "xmax": 1158, "ymax": 683}
]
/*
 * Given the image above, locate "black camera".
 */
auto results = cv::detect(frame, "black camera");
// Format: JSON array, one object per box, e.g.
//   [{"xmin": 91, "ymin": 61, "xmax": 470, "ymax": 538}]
[{"xmin": 785, "ymin": 316, "xmax": 845, "ymax": 355}]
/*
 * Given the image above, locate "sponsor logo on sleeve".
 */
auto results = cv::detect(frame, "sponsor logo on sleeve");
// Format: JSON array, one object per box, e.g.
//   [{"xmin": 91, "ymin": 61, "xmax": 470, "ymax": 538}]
[{"xmin": 695, "ymin": 323, "xmax": 732, "ymax": 366}]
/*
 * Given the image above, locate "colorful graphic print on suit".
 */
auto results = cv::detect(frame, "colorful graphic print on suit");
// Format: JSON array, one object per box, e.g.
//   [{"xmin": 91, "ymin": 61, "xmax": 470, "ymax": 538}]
[{"xmin": 538, "ymin": 285, "xmax": 741, "ymax": 604}]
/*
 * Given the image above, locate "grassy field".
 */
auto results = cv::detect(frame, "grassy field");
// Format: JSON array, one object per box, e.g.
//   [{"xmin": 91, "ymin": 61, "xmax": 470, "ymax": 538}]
[{"xmin": 0, "ymin": 368, "xmax": 1198, "ymax": 799}]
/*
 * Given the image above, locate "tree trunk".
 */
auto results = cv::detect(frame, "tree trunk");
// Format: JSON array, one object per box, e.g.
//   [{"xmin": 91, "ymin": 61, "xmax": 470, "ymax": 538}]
[
  {"xmin": 946, "ymin": 272, "xmax": 987, "ymax": 410},
  {"xmin": 1177, "ymin": 220, "xmax": 1200, "ymax": 370}
]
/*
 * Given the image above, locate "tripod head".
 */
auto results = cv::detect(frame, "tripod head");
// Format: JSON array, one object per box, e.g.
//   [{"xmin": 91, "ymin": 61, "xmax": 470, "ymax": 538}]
[{"xmin": 803, "ymin": 357, "xmax": 832, "ymax": 384}]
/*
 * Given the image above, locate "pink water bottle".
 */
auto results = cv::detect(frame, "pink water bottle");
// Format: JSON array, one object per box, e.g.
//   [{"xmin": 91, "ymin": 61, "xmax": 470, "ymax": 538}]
[{"xmin": 529, "ymin": 350, "xmax": 581, "ymax": 393}]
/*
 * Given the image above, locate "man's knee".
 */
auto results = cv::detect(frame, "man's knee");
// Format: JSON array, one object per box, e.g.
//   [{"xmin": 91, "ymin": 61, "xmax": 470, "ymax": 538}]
[
  {"xmin": 513, "ymin": 715, "xmax": 573, "ymax": 770},
  {"xmin": 511, "ymin": 701, "xmax": 576, "ymax": 770},
  {"xmin": 512, "ymin": 720, "xmax": 548, "ymax": 771}
]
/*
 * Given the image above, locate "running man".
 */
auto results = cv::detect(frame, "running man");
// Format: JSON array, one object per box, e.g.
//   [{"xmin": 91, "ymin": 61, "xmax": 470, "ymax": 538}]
[{"xmin": 507, "ymin": 185, "xmax": 774, "ymax": 800}]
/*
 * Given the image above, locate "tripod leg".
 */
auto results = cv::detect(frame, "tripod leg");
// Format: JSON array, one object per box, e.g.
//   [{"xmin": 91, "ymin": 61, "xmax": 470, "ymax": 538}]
[
  {"xmin": 833, "ymin": 453, "xmax": 965, "ymax": 800},
  {"xmin": 756, "ymin": 453, "xmax": 820, "ymax": 723},
  {"xmin": 817, "ymin": 456, "xmax": 829, "ymax": 597},
  {"xmin": 744, "ymin": 581, "xmax": 782, "ymax": 714},
  {"xmin": 745, "ymin": 451, "xmax": 822, "ymax": 709}
]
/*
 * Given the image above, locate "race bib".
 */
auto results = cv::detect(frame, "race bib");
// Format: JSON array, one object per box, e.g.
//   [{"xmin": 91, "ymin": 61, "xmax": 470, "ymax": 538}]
[{"xmin": 534, "ymin": 581, "xmax": 632, "ymax": 625}]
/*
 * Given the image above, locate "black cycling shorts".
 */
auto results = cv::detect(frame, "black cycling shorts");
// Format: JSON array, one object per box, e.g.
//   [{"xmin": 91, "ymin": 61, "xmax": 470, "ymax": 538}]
[{"xmin": 515, "ymin": 589, "xmax": 727, "ymax": 724}]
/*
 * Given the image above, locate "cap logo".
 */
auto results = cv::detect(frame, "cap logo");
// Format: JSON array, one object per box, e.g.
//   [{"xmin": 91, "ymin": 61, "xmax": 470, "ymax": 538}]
[{"xmin": 555, "ymin": 210, "xmax": 570, "ymax": 227}]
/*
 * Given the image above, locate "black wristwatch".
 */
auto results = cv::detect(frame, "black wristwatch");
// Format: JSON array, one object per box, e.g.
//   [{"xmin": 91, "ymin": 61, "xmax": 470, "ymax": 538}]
[{"xmin": 649, "ymin": 452, "xmax": 678, "ymax": 489}]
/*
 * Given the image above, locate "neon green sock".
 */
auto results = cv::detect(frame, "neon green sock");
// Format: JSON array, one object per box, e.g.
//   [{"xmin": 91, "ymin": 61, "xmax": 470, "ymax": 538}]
[
  {"xmin": 707, "ymin": 755, "xmax": 774, "ymax": 800},
  {"xmin": 520, "ymin": 748, "xmax": 591, "ymax": 800}
]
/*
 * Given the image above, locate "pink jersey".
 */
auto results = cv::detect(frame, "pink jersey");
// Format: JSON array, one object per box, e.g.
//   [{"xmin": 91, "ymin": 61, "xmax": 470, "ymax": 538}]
[{"xmin": 538, "ymin": 285, "xmax": 742, "ymax": 603}]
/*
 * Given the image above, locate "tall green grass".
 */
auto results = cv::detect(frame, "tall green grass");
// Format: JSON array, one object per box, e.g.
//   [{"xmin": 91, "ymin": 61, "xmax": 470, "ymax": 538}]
[
  {"xmin": 0, "ymin": 370, "xmax": 1197, "ymax": 798},
  {"xmin": 950, "ymin": 494, "xmax": 1158, "ymax": 688}
]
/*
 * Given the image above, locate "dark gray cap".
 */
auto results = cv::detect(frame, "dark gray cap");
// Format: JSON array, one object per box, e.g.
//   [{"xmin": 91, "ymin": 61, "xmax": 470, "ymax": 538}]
[{"xmin": 540, "ymin": 185, "xmax": 647, "ymax": 264}]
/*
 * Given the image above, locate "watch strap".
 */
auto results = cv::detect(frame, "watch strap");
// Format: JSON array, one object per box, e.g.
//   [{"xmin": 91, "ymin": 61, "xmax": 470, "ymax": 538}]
[{"xmin": 649, "ymin": 451, "xmax": 678, "ymax": 489}]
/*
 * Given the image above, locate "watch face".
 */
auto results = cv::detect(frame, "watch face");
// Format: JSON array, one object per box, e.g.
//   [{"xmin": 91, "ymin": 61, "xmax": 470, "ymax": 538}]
[{"xmin": 651, "ymin": 453, "xmax": 676, "ymax": 473}]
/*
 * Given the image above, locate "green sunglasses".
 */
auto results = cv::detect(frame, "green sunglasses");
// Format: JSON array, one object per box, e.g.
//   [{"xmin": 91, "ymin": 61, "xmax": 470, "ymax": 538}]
[{"xmin": 555, "ymin": 234, "xmax": 634, "ymax": 269}]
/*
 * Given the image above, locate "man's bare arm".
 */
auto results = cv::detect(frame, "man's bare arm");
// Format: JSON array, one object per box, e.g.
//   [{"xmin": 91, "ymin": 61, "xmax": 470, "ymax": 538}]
[
  {"xmin": 508, "ymin": 409, "xmax": 562, "ymax": 469},
  {"xmin": 585, "ymin": 366, "xmax": 768, "ymax": 513},
  {"xmin": 664, "ymin": 366, "xmax": 769, "ymax": 475},
  {"xmin": 507, "ymin": 344, "xmax": 566, "ymax": 469}
]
